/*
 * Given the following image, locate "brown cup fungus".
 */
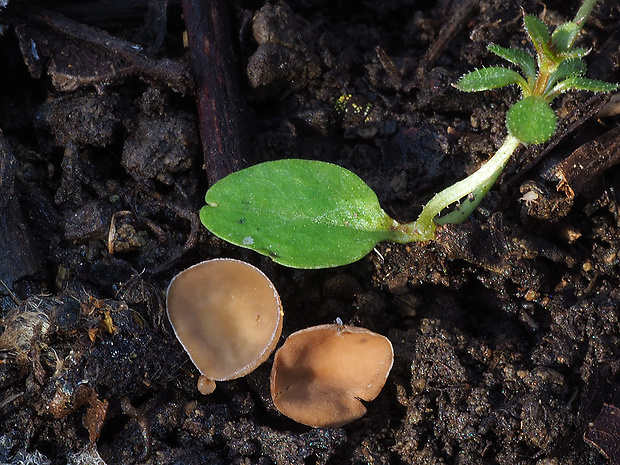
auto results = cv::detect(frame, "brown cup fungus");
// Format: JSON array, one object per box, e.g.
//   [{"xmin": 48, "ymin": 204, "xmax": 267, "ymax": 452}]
[
  {"xmin": 167, "ymin": 258, "xmax": 283, "ymax": 395},
  {"xmin": 270, "ymin": 323, "xmax": 393, "ymax": 428}
]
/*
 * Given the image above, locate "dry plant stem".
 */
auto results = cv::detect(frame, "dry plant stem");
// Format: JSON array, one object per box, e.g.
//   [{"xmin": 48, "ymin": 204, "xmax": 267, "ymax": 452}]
[
  {"xmin": 399, "ymin": 134, "xmax": 521, "ymax": 241},
  {"xmin": 182, "ymin": 0, "xmax": 250, "ymax": 185},
  {"xmin": 414, "ymin": 0, "xmax": 479, "ymax": 88}
]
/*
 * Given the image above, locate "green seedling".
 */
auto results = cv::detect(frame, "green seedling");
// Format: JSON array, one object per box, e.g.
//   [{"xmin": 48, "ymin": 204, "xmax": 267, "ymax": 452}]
[
  {"xmin": 456, "ymin": 0, "xmax": 615, "ymax": 145},
  {"xmin": 200, "ymin": 0, "xmax": 617, "ymax": 269}
]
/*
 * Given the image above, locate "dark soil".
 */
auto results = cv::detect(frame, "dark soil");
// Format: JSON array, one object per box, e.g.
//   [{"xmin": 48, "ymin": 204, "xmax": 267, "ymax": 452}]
[{"xmin": 0, "ymin": 1, "xmax": 619, "ymax": 464}]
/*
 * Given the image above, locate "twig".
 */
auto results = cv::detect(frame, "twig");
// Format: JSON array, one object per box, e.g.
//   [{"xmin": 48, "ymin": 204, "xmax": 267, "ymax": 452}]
[
  {"xmin": 182, "ymin": 0, "xmax": 250, "ymax": 185},
  {"xmin": 415, "ymin": 0, "xmax": 480, "ymax": 89}
]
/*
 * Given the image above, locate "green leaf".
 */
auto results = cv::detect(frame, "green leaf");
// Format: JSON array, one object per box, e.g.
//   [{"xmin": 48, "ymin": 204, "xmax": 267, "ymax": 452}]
[
  {"xmin": 551, "ymin": 76, "xmax": 618, "ymax": 95},
  {"xmin": 200, "ymin": 159, "xmax": 401, "ymax": 269},
  {"xmin": 487, "ymin": 44, "xmax": 537, "ymax": 87},
  {"xmin": 455, "ymin": 67, "xmax": 528, "ymax": 93},
  {"xmin": 546, "ymin": 58, "xmax": 587, "ymax": 92},
  {"xmin": 524, "ymin": 15, "xmax": 550, "ymax": 56},
  {"xmin": 506, "ymin": 96, "xmax": 557, "ymax": 144},
  {"xmin": 559, "ymin": 47, "xmax": 590, "ymax": 59},
  {"xmin": 551, "ymin": 21, "xmax": 581, "ymax": 53}
]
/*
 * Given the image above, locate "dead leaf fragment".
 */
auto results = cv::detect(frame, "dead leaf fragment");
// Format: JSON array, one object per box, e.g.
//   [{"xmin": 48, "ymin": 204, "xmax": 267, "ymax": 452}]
[
  {"xmin": 84, "ymin": 396, "xmax": 109, "ymax": 443},
  {"xmin": 584, "ymin": 403, "xmax": 620, "ymax": 465}
]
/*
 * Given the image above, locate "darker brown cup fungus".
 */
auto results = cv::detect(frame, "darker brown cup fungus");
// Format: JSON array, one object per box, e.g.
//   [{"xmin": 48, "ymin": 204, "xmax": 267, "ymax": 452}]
[
  {"xmin": 270, "ymin": 323, "xmax": 393, "ymax": 428},
  {"xmin": 167, "ymin": 258, "xmax": 283, "ymax": 395}
]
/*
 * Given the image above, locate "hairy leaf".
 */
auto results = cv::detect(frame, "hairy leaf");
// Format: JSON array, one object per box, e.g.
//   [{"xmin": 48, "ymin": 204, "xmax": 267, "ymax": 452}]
[
  {"xmin": 200, "ymin": 159, "xmax": 402, "ymax": 269},
  {"xmin": 487, "ymin": 44, "xmax": 537, "ymax": 87},
  {"xmin": 546, "ymin": 58, "xmax": 587, "ymax": 92},
  {"xmin": 558, "ymin": 47, "xmax": 590, "ymax": 59},
  {"xmin": 455, "ymin": 67, "xmax": 528, "ymax": 93},
  {"xmin": 506, "ymin": 96, "xmax": 557, "ymax": 144},
  {"xmin": 551, "ymin": 76, "xmax": 618, "ymax": 95},
  {"xmin": 551, "ymin": 21, "xmax": 580, "ymax": 53},
  {"xmin": 524, "ymin": 15, "xmax": 550, "ymax": 56}
]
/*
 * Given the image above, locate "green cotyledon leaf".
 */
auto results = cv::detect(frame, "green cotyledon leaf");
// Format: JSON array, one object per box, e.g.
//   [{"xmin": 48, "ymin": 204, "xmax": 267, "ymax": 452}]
[{"xmin": 200, "ymin": 159, "xmax": 405, "ymax": 269}]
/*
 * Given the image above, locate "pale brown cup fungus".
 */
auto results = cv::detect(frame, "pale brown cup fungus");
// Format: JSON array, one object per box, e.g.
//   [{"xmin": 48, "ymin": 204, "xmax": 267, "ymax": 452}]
[
  {"xmin": 270, "ymin": 323, "xmax": 394, "ymax": 428},
  {"xmin": 166, "ymin": 258, "xmax": 283, "ymax": 395}
]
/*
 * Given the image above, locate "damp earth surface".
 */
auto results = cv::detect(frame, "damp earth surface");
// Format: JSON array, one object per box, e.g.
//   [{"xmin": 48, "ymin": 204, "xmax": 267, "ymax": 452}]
[{"xmin": 0, "ymin": 1, "xmax": 619, "ymax": 464}]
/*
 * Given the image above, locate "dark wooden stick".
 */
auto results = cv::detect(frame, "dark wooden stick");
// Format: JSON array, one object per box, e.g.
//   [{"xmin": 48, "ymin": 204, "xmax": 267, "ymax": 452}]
[
  {"xmin": 182, "ymin": 0, "xmax": 250, "ymax": 185},
  {"xmin": 415, "ymin": 0, "xmax": 479, "ymax": 88},
  {"xmin": 554, "ymin": 126, "xmax": 620, "ymax": 199}
]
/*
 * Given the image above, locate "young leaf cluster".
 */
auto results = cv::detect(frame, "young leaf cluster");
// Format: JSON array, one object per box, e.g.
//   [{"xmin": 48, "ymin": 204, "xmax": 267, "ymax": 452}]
[{"xmin": 455, "ymin": 12, "xmax": 617, "ymax": 144}]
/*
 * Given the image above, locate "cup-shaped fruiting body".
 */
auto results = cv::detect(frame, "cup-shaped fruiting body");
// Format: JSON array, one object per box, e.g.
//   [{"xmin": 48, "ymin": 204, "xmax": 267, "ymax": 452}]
[
  {"xmin": 270, "ymin": 323, "xmax": 393, "ymax": 428},
  {"xmin": 167, "ymin": 258, "xmax": 283, "ymax": 394}
]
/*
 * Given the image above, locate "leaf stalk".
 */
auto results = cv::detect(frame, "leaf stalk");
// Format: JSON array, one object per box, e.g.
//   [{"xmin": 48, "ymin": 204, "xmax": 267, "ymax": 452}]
[{"xmin": 394, "ymin": 134, "xmax": 521, "ymax": 242}]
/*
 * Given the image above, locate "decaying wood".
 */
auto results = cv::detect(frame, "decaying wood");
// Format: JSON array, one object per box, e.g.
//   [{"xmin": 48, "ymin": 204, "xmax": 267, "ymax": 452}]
[
  {"xmin": 584, "ymin": 403, "xmax": 620, "ymax": 465},
  {"xmin": 554, "ymin": 126, "xmax": 620, "ymax": 199}
]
